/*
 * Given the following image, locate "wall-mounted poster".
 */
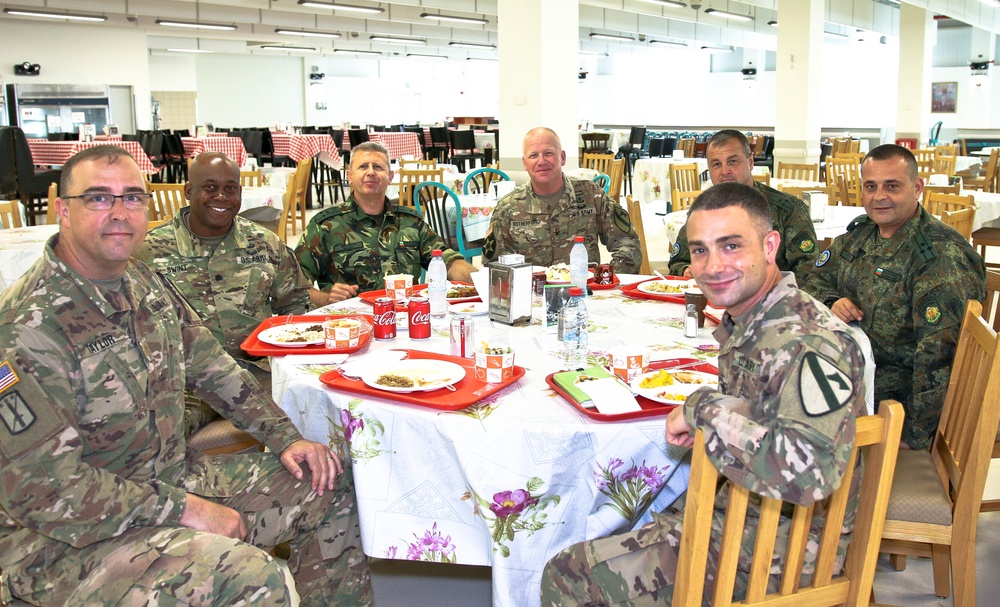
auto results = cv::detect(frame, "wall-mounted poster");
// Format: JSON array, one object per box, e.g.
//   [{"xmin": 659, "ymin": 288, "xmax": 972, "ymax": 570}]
[{"xmin": 931, "ymin": 82, "xmax": 957, "ymax": 113}]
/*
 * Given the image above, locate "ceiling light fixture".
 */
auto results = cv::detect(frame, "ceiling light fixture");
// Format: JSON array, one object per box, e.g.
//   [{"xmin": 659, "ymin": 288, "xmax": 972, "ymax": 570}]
[
  {"xmin": 166, "ymin": 48, "xmax": 213, "ymax": 53},
  {"xmin": 650, "ymin": 39, "xmax": 687, "ymax": 47},
  {"xmin": 578, "ymin": 50, "xmax": 608, "ymax": 56},
  {"xmin": 449, "ymin": 42, "xmax": 496, "ymax": 50},
  {"xmin": 3, "ymin": 7, "xmax": 107, "ymax": 21},
  {"xmin": 259, "ymin": 45, "xmax": 317, "ymax": 52},
  {"xmin": 420, "ymin": 12, "xmax": 488, "ymax": 25},
  {"xmin": 407, "ymin": 53, "xmax": 447, "ymax": 60},
  {"xmin": 466, "ymin": 57, "xmax": 498, "ymax": 62},
  {"xmin": 703, "ymin": 8, "xmax": 754, "ymax": 22},
  {"xmin": 333, "ymin": 49, "xmax": 381, "ymax": 56},
  {"xmin": 637, "ymin": 0, "xmax": 687, "ymax": 8},
  {"xmin": 156, "ymin": 19, "xmax": 236, "ymax": 31},
  {"xmin": 589, "ymin": 33, "xmax": 634, "ymax": 42},
  {"xmin": 297, "ymin": 1, "xmax": 385, "ymax": 14},
  {"xmin": 275, "ymin": 28, "xmax": 340, "ymax": 38},
  {"xmin": 370, "ymin": 35, "xmax": 425, "ymax": 45},
  {"xmin": 823, "ymin": 30, "xmax": 849, "ymax": 39},
  {"xmin": 700, "ymin": 45, "xmax": 735, "ymax": 53},
  {"xmin": 980, "ymin": 0, "xmax": 1000, "ymax": 8}
]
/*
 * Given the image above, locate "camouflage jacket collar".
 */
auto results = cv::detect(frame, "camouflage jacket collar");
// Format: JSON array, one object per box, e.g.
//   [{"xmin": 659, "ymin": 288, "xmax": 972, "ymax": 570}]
[
  {"xmin": 344, "ymin": 195, "xmax": 398, "ymax": 225},
  {"xmin": 43, "ymin": 236, "xmax": 145, "ymax": 319},
  {"xmin": 714, "ymin": 272, "xmax": 799, "ymax": 352},
  {"xmin": 525, "ymin": 175, "xmax": 587, "ymax": 215},
  {"xmin": 857, "ymin": 204, "xmax": 929, "ymax": 258},
  {"xmin": 170, "ymin": 209, "xmax": 247, "ymax": 257}
]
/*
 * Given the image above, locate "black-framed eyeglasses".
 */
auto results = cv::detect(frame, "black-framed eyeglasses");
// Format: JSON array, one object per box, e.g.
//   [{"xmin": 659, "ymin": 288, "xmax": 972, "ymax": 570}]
[{"xmin": 62, "ymin": 193, "xmax": 151, "ymax": 211}]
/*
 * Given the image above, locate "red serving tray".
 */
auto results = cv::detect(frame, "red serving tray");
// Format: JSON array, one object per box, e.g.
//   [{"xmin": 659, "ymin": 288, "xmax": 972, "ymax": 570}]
[
  {"xmin": 359, "ymin": 282, "xmax": 481, "ymax": 310},
  {"xmin": 588, "ymin": 274, "xmax": 621, "ymax": 290},
  {"xmin": 546, "ymin": 358, "xmax": 718, "ymax": 422},
  {"xmin": 619, "ymin": 276, "xmax": 690, "ymax": 304},
  {"xmin": 319, "ymin": 349, "xmax": 525, "ymax": 410},
  {"xmin": 241, "ymin": 314, "xmax": 374, "ymax": 357}
]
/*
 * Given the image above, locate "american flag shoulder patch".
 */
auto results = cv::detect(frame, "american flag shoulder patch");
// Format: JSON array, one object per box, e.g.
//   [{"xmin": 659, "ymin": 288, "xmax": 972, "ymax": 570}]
[{"xmin": 0, "ymin": 361, "xmax": 20, "ymax": 393}]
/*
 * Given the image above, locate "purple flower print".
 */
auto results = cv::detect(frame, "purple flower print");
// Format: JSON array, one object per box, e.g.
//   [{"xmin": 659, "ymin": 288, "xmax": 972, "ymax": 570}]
[
  {"xmin": 340, "ymin": 409, "xmax": 364, "ymax": 441},
  {"xmin": 490, "ymin": 489, "xmax": 539, "ymax": 517}
]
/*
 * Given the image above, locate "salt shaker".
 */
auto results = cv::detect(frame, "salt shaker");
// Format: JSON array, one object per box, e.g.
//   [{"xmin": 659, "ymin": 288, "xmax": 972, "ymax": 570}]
[{"xmin": 684, "ymin": 304, "xmax": 699, "ymax": 338}]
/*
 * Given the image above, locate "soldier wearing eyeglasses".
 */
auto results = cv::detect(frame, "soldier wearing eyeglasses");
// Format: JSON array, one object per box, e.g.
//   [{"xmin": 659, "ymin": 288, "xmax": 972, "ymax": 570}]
[{"xmin": 0, "ymin": 146, "xmax": 372, "ymax": 606}]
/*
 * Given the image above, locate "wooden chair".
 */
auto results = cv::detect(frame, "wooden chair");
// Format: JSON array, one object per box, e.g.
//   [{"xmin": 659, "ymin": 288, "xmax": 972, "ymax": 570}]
[
  {"xmin": 922, "ymin": 183, "xmax": 961, "ymax": 198},
  {"xmin": 922, "ymin": 191, "xmax": 975, "ymax": 216},
  {"xmin": 625, "ymin": 195, "xmax": 651, "ymax": 275},
  {"xmin": 46, "ymin": 181, "xmax": 58, "ymax": 225},
  {"xmin": 935, "ymin": 143, "xmax": 958, "ymax": 157},
  {"xmin": 982, "ymin": 270, "xmax": 1000, "ymax": 513},
  {"xmin": 880, "ymin": 300, "xmax": 1000, "ymax": 607},
  {"xmin": 778, "ymin": 183, "xmax": 837, "ymax": 204},
  {"xmin": 940, "ymin": 207, "xmax": 975, "ymax": 240},
  {"xmin": 607, "ymin": 157, "xmax": 625, "ymax": 203},
  {"xmin": 147, "ymin": 182, "xmax": 187, "ymax": 221},
  {"xmin": 964, "ymin": 148, "xmax": 999, "ymax": 193},
  {"xmin": 0, "ymin": 200, "xmax": 23, "ymax": 229},
  {"xmin": 751, "ymin": 172, "xmax": 771, "ymax": 187},
  {"xmin": 932, "ymin": 154, "xmax": 957, "ymax": 177},
  {"xmin": 278, "ymin": 157, "xmax": 311, "ymax": 243},
  {"xmin": 671, "ymin": 189, "xmax": 701, "ymax": 213},
  {"xmin": 678, "ymin": 137, "xmax": 695, "ymax": 158},
  {"xmin": 827, "ymin": 158, "xmax": 863, "ymax": 206},
  {"xmin": 398, "ymin": 167, "xmax": 444, "ymax": 207},
  {"xmin": 580, "ymin": 132, "xmax": 611, "ymax": 156},
  {"xmin": 400, "ymin": 158, "xmax": 438, "ymax": 170},
  {"xmin": 672, "ymin": 401, "xmax": 903, "ymax": 606},
  {"xmin": 776, "ymin": 162, "xmax": 819, "ymax": 182},
  {"xmin": 669, "ymin": 162, "xmax": 700, "ymax": 194},
  {"xmin": 914, "ymin": 148, "xmax": 938, "ymax": 165},
  {"xmin": 581, "ymin": 152, "xmax": 615, "ymax": 176},
  {"xmin": 831, "ymin": 137, "xmax": 861, "ymax": 157},
  {"xmin": 239, "ymin": 169, "xmax": 263, "ymax": 187},
  {"xmin": 147, "ymin": 218, "xmax": 172, "ymax": 230}
]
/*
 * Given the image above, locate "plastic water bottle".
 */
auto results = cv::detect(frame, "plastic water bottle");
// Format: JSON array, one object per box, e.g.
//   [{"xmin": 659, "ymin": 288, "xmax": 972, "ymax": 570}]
[
  {"xmin": 563, "ymin": 286, "xmax": 589, "ymax": 366},
  {"xmin": 428, "ymin": 249, "xmax": 448, "ymax": 327},
  {"xmin": 569, "ymin": 235, "xmax": 588, "ymax": 295}
]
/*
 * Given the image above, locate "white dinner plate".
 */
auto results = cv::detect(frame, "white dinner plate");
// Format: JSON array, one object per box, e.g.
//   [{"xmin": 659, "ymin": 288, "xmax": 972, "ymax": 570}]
[
  {"xmin": 257, "ymin": 322, "xmax": 326, "ymax": 347},
  {"xmin": 361, "ymin": 359, "xmax": 466, "ymax": 393},
  {"xmin": 419, "ymin": 282, "xmax": 480, "ymax": 302},
  {"xmin": 631, "ymin": 368, "xmax": 718, "ymax": 405},
  {"xmin": 449, "ymin": 302, "xmax": 489, "ymax": 316},
  {"xmin": 636, "ymin": 278, "xmax": 694, "ymax": 296}
]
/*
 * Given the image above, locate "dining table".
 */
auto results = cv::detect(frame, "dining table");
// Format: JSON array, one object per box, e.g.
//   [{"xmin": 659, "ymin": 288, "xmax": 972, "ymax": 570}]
[
  {"xmin": 271, "ymin": 133, "xmax": 341, "ymax": 169},
  {"xmin": 26, "ymin": 139, "xmax": 160, "ymax": 176},
  {"xmin": 370, "ymin": 132, "xmax": 423, "ymax": 161},
  {"xmin": 631, "ymin": 157, "xmax": 709, "ymax": 203},
  {"xmin": 181, "ymin": 136, "xmax": 248, "ymax": 169},
  {"xmin": 0, "ymin": 224, "xmax": 61, "ymax": 291}
]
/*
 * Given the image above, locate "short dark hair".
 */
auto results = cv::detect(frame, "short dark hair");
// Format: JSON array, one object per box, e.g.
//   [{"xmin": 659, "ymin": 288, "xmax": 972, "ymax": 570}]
[
  {"xmin": 690, "ymin": 182, "xmax": 772, "ymax": 238},
  {"xmin": 707, "ymin": 129, "xmax": 752, "ymax": 158},
  {"xmin": 60, "ymin": 145, "xmax": 140, "ymax": 194},
  {"xmin": 863, "ymin": 144, "xmax": 918, "ymax": 181},
  {"xmin": 350, "ymin": 142, "xmax": 390, "ymax": 167}
]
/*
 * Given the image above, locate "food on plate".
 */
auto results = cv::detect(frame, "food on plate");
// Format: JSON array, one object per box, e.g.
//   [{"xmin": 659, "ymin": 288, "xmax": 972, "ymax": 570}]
[
  {"xmin": 672, "ymin": 371, "xmax": 715, "ymax": 384},
  {"xmin": 324, "ymin": 318, "xmax": 359, "ymax": 329},
  {"xmin": 375, "ymin": 374, "xmax": 415, "ymax": 388},
  {"xmin": 273, "ymin": 324, "xmax": 323, "ymax": 343},
  {"xmin": 545, "ymin": 263, "xmax": 572, "ymax": 283},
  {"xmin": 446, "ymin": 285, "xmax": 478, "ymax": 299},
  {"xmin": 574, "ymin": 374, "xmax": 601, "ymax": 385},
  {"xmin": 642, "ymin": 280, "xmax": 690, "ymax": 294},
  {"xmin": 639, "ymin": 369, "xmax": 675, "ymax": 389},
  {"xmin": 657, "ymin": 391, "xmax": 687, "ymax": 402},
  {"xmin": 480, "ymin": 342, "xmax": 512, "ymax": 355}
]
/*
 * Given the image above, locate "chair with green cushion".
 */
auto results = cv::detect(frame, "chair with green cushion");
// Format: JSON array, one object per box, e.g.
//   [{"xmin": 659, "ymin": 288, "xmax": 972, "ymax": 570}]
[
  {"xmin": 592, "ymin": 173, "xmax": 610, "ymax": 192},
  {"xmin": 463, "ymin": 167, "xmax": 509, "ymax": 194}
]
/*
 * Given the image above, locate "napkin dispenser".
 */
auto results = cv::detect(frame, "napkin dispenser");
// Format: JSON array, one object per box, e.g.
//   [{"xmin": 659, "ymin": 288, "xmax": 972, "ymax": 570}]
[
  {"xmin": 488, "ymin": 258, "xmax": 533, "ymax": 325},
  {"xmin": 801, "ymin": 190, "xmax": 828, "ymax": 222}
]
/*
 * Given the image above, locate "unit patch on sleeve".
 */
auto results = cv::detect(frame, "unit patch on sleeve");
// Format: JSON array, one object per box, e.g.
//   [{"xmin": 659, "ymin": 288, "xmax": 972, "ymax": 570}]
[
  {"xmin": 800, "ymin": 352, "xmax": 853, "ymax": 417},
  {"xmin": 0, "ymin": 390, "xmax": 33, "ymax": 435}
]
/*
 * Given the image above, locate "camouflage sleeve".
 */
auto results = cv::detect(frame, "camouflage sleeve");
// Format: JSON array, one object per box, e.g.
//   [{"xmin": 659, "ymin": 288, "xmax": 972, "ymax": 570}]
[
  {"xmin": 183, "ymin": 397, "xmax": 219, "ymax": 437},
  {"xmin": 904, "ymin": 248, "xmax": 987, "ymax": 448},
  {"xmin": 598, "ymin": 191, "xmax": 642, "ymax": 273},
  {"xmin": 417, "ymin": 219, "xmax": 464, "ymax": 267},
  {"xmin": 778, "ymin": 198, "xmax": 820, "ymax": 287},
  {"xmin": 0, "ymin": 326, "xmax": 188, "ymax": 548},
  {"xmin": 667, "ymin": 223, "xmax": 691, "ymax": 277},
  {"xmin": 801, "ymin": 236, "xmax": 845, "ymax": 306},
  {"xmin": 683, "ymin": 332, "xmax": 863, "ymax": 506},
  {"xmin": 270, "ymin": 243, "xmax": 313, "ymax": 315},
  {"xmin": 481, "ymin": 201, "xmax": 513, "ymax": 264},
  {"xmin": 293, "ymin": 220, "xmax": 332, "ymax": 290}
]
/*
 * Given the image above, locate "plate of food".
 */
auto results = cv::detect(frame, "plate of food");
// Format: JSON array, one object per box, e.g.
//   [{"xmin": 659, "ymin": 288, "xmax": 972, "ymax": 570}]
[
  {"xmin": 545, "ymin": 263, "xmax": 594, "ymax": 284},
  {"xmin": 419, "ymin": 282, "xmax": 480, "ymax": 303},
  {"xmin": 449, "ymin": 301, "xmax": 489, "ymax": 316},
  {"xmin": 361, "ymin": 359, "xmax": 467, "ymax": 393},
  {"xmin": 257, "ymin": 322, "xmax": 326, "ymax": 347},
  {"xmin": 636, "ymin": 278, "xmax": 695, "ymax": 295},
  {"xmin": 631, "ymin": 367, "xmax": 718, "ymax": 405}
]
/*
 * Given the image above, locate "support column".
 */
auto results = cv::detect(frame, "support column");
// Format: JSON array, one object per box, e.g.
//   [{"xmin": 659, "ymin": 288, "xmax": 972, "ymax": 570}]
[
  {"xmin": 773, "ymin": 0, "xmax": 823, "ymax": 168},
  {"xmin": 895, "ymin": 4, "xmax": 935, "ymax": 145},
  {"xmin": 497, "ymin": 0, "xmax": 579, "ymax": 173}
]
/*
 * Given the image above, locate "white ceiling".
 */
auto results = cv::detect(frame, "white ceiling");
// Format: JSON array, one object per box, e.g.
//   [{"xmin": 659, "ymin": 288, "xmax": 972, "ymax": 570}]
[{"xmin": 0, "ymin": 0, "xmax": 997, "ymax": 59}]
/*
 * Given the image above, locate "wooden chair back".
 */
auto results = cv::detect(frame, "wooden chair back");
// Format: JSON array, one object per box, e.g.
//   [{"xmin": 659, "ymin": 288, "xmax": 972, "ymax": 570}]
[
  {"xmin": 239, "ymin": 169, "xmax": 262, "ymax": 187},
  {"xmin": 400, "ymin": 158, "xmax": 438, "ymax": 170},
  {"xmin": 941, "ymin": 207, "xmax": 975, "ymax": 240},
  {"xmin": 581, "ymin": 132, "xmax": 611, "ymax": 155},
  {"xmin": 278, "ymin": 158, "xmax": 312, "ymax": 243},
  {"xmin": 398, "ymin": 167, "xmax": 444, "ymax": 207},
  {"xmin": 147, "ymin": 218, "xmax": 172, "ymax": 230},
  {"xmin": 914, "ymin": 148, "xmax": 938, "ymax": 164},
  {"xmin": 607, "ymin": 158, "xmax": 625, "ymax": 203},
  {"xmin": 932, "ymin": 154, "xmax": 957, "ymax": 177},
  {"xmin": 922, "ymin": 183, "xmax": 961, "ymax": 197},
  {"xmin": 776, "ymin": 162, "xmax": 819, "ymax": 182},
  {"xmin": 625, "ymin": 195, "xmax": 651, "ymax": 275},
  {"xmin": 935, "ymin": 143, "xmax": 958, "ymax": 157},
  {"xmin": 982, "ymin": 148, "xmax": 1000, "ymax": 193},
  {"xmin": 148, "ymin": 182, "xmax": 187, "ymax": 221},
  {"xmin": 0, "ymin": 200, "xmax": 23, "ymax": 229},
  {"xmin": 671, "ymin": 189, "xmax": 701, "ymax": 213},
  {"xmin": 983, "ymin": 271, "xmax": 1000, "ymax": 509},
  {"xmin": 778, "ymin": 183, "xmax": 838, "ymax": 205},
  {"xmin": 923, "ymin": 191, "xmax": 975, "ymax": 215},
  {"xmin": 751, "ymin": 172, "xmax": 771, "ymax": 187},
  {"xmin": 678, "ymin": 137, "xmax": 696, "ymax": 159},
  {"xmin": 672, "ymin": 401, "xmax": 903, "ymax": 606},
  {"xmin": 582, "ymin": 153, "xmax": 615, "ymax": 176},
  {"xmin": 831, "ymin": 138, "xmax": 861, "ymax": 157},
  {"xmin": 669, "ymin": 162, "xmax": 700, "ymax": 193},
  {"xmin": 46, "ymin": 182, "xmax": 58, "ymax": 225},
  {"xmin": 827, "ymin": 158, "xmax": 863, "ymax": 206},
  {"xmin": 916, "ymin": 158, "xmax": 934, "ymax": 181},
  {"xmin": 881, "ymin": 300, "xmax": 1000, "ymax": 606}
]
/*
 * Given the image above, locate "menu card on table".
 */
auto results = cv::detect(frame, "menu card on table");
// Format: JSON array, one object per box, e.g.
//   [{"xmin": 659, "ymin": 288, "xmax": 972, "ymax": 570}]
[{"xmin": 552, "ymin": 367, "xmax": 641, "ymax": 415}]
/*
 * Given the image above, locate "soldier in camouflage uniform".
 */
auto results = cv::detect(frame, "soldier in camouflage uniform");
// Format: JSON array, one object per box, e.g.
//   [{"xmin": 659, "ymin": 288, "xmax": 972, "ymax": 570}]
[
  {"xmin": 294, "ymin": 141, "xmax": 474, "ymax": 306},
  {"xmin": 541, "ymin": 183, "xmax": 866, "ymax": 606},
  {"xmin": 481, "ymin": 127, "xmax": 642, "ymax": 272},
  {"xmin": 668, "ymin": 129, "xmax": 817, "ymax": 286},
  {"xmin": 805, "ymin": 144, "xmax": 986, "ymax": 449},
  {"xmin": 135, "ymin": 152, "xmax": 313, "ymax": 438},
  {"xmin": 0, "ymin": 146, "xmax": 372, "ymax": 606}
]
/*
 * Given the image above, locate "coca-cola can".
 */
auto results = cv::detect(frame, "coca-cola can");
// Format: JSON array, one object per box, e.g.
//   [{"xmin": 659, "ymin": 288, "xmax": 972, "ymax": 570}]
[
  {"xmin": 408, "ymin": 296, "xmax": 431, "ymax": 340},
  {"xmin": 372, "ymin": 297, "xmax": 397, "ymax": 340}
]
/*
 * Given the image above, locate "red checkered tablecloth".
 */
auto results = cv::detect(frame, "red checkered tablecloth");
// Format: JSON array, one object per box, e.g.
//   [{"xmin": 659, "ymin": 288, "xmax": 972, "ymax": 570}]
[
  {"xmin": 272, "ymin": 134, "xmax": 341, "ymax": 168},
  {"xmin": 371, "ymin": 132, "xmax": 422, "ymax": 160},
  {"xmin": 26, "ymin": 139, "xmax": 159, "ymax": 175},
  {"xmin": 181, "ymin": 136, "xmax": 248, "ymax": 168}
]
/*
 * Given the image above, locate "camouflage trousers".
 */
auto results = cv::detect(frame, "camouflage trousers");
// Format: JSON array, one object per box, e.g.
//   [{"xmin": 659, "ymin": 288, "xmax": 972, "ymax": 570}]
[
  {"xmin": 5, "ymin": 453, "xmax": 372, "ymax": 607},
  {"xmin": 540, "ymin": 501, "xmax": 845, "ymax": 606},
  {"xmin": 184, "ymin": 362, "xmax": 271, "ymax": 438}
]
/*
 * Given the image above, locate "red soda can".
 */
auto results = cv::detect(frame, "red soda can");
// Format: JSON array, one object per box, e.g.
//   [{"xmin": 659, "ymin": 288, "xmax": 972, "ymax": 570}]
[
  {"xmin": 372, "ymin": 297, "xmax": 397, "ymax": 340},
  {"xmin": 408, "ymin": 295, "xmax": 431, "ymax": 340}
]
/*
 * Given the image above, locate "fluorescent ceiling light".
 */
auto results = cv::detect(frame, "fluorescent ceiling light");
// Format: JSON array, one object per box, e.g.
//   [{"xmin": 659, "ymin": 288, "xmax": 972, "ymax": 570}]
[
  {"xmin": 275, "ymin": 28, "xmax": 340, "ymax": 38},
  {"xmin": 981, "ymin": 0, "xmax": 1000, "ymax": 7},
  {"xmin": 590, "ymin": 33, "xmax": 634, "ymax": 42},
  {"xmin": 466, "ymin": 57, "xmax": 497, "ymax": 62},
  {"xmin": 823, "ymin": 30, "xmax": 849, "ymax": 39},
  {"xmin": 156, "ymin": 19, "xmax": 236, "ymax": 31},
  {"xmin": 449, "ymin": 41, "xmax": 495, "ymax": 50},
  {"xmin": 420, "ymin": 12, "xmax": 488, "ymax": 25},
  {"xmin": 3, "ymin": 7, "xmax": 107, "ymax": 22},
  {"xmin": 370, "ymin": 35, "xmax": 425, "ymax": 45},
  {"xmin": 637, "ymin": 0, "xmax": 686, "ymax": 7},
  {"xmin": 333, "ymin": 49, "xmax": 381, "ymax": 56},
  {"xmin": 297, "ymin": 1, "xmax": 385, "ymax": 14},
  {"xmin": 407, "ymin": 53, "xmax": 447, "ymax": 60},
  {"xmin": 703, "ymin": 8, "xmax": 754, "ymax": 22},
  {"xmin": 650, "ymin": 39, "xmax": 687, "ymax": 47},
  {"xmin": 166, "ymin": 48, "xmax": 213, "ymax": 53},
  {"xmin": 767, "ymin": 20, "xmax": 778, "ymax": 27},
  {"xmin": 259, "ymin": 45, "xmax": 317, "ymax": 52},
  {"xmin": 579, "ymin": 50, "xmax": 608, "ymax": 56},
  {"xmin": 700, "ymin": 45, "xmax": 734, "ymax": 53}
]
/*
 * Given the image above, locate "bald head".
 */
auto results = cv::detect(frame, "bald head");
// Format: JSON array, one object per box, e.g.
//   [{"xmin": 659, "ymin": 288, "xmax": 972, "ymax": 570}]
[
  {"xmin": 188, "ymin": 152, "xmax": 240, "ymax": 184},
  {"xmin": 184, "ymin": 152, "xmax": 243, "ymax": 237},
  {"xmin": 522, "ymin": 127, "xmax": 562, "ymax": 156}
]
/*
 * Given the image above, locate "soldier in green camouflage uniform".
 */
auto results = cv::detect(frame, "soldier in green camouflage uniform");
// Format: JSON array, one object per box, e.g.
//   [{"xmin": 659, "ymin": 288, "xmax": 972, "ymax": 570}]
[
  {"xmin": 668, "ymin": 129, "xmax": 817, "ymax": 286},
  {"xmin": 481, "ymin": 127, "xmax": 642, "ymax": 273},
  {"xmin": 541, "ymin": 183, "xmax": 865, "ymax": 606},
  {"xmin": 0, "ymin": 146, "xmax": 372, "ymax": 606},
  {"xmin": 294, "ymin": 142, "xmax": 474, "ymax": 305},
  {"xmin": 135, "ymin": 152, "xmax": 313, "ymax": 437},
  {"xmin": 805, "ymin": 144, "xmax": 985, "ymax": 449}
]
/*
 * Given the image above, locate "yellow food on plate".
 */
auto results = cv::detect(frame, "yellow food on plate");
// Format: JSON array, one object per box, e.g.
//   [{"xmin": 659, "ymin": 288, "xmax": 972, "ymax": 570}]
[
  {"xmin": 545, "ymin": 263, "xmax": 572, "ymax": 283},
  {"xmin": 446, "ymin": 285, "xmax": 478, "ymax": 299},
  {"xmin": 672, "ymin": 371, "xmax": 715, "ymax": 384},
  {"xmin": 639, "ymin": 369, "xmax": 674, "ymax": 389},
  {"xmin": 376, "ymin": 374, "xmax": 414, "ymax": 388},
  {"xmin": 643, "ymin": 281, "xmax": 688, "ymax": 294},
  {"xmin": 656, "ymin": 392, "xmax": 687, "ymax": 402}
]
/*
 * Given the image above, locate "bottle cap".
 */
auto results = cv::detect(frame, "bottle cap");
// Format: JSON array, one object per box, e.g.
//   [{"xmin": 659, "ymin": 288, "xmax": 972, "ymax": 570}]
[
  {"xmin": 574, "ymin": 235, "xmax": 584, "ymax": 243},
  {"xmin": 432, "ymin": 249, "xmax": 442, "ymax": 256},
  {"xmin": 569, "ymin": 287, "xmax": 583, "ymax": 296}
]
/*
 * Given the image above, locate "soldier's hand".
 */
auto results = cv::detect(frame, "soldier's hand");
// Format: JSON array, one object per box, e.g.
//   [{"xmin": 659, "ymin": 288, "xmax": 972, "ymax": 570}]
[
  {"xmin": 830, "ymin": 297, "xmax": 864, "ymax": 324},
  {"xmin": 180, "ymin": 494, "xmax": 248, "ymax": 540},
  {"xmin": 280, "ymin": 439, "xmax": 343, "ymax": 496},
  {"xmin": 665, "ymin": 407, "xmax": 695, "ymax": 448},
  {"xmin": 681, "ymin": 267, "xmax": 693, "ymax": 279},
  {"xmin": 326, "ymin": 283, "xmax": 359, "ymax": 303}
]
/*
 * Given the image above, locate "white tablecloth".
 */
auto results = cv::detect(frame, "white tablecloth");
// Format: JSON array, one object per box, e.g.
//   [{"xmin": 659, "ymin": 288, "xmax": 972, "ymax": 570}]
[
  {"xmin": 448, "ymin": 194, "xmax": 498, "ymax": 242},
  {"xmin": 0, "ymin": 225, "xmax": 61, "ymax": 291},
  {"xmin": 632, "ymin": 157, "xmax": 709, "ymax": 203},
  {"xmin": 239, "ymin": 186, "xmax": 286, "ymax": 223}
]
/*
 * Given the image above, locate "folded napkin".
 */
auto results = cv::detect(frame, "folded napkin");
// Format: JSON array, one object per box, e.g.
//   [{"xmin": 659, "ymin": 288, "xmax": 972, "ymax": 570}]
[
  {"xmin": 338, "ymin": 350, "xmax": 408, "ymax": 377},
  {"xmin": 283, "ymin": 353, "xmax": 350, "ymax": 365},
  {"xmin": 578, "ymin": 377, "xmax": 642, "ymax": 415}
]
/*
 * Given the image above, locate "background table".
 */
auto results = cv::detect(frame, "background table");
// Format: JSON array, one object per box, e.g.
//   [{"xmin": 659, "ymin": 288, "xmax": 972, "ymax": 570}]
[
  {"xmin": 449, "ymin": 193, "xmax": 498, "ymax": 241},
  {"xmin": 632, "ymin": 157, "xmax": 709, "ymax": 203},
  {"xmin": 27, "ymin": 139, "xmax": 159, "ymax": 176},
  {"xmin": 181, "ymin": 136, "xmax": 248, "ymax": 169},
  {"xmin": 371, "ymin": 132, "xmax": 423, "ymax": 161},
  {"xmin": 0, "ymin": 224, "xmax": 61, "ymax": 290},
  {"xmin": 271, "ymin": 133, "xmax": 341, "ymax": 169}
]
